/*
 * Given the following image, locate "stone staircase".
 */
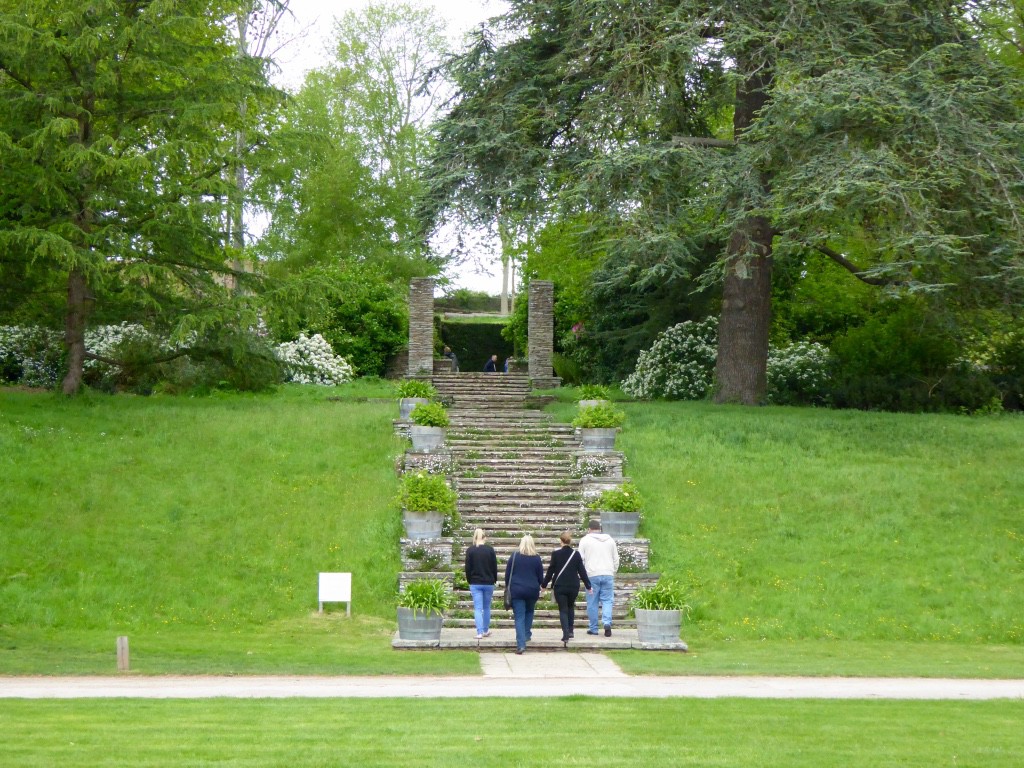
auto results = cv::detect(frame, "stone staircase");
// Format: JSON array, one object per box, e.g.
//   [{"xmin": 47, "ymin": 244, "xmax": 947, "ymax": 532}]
[{"xmin": 426, "ymin": 372, "xmax": 654, "ymax": 630}]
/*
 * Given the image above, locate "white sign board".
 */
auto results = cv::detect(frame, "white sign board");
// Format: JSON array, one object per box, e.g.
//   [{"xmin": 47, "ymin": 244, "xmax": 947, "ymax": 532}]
[{"xmin": 318, "ymin": 572, "xmax": 352, "ymax": 615}]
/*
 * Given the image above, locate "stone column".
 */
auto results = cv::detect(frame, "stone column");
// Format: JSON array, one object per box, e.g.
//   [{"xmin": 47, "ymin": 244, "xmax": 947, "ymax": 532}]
[
  {"xmin": 528, "ymin": 280, "xmax": 560, "ymax": 388},
  {"xmin": 407, "ymin": 278, "xmax": 434, "ymax": 377}
]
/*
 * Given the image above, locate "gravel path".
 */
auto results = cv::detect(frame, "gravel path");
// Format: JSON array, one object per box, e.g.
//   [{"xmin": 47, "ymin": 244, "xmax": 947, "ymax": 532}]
[{"xmin": 3, "ymin": 655, "xmax": 1022, "ymax": 701}]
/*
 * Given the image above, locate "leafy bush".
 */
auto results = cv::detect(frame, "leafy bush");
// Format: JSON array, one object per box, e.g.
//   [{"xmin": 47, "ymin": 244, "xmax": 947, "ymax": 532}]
[
  {"xmin": 0, "ymin": 325, "xmax": 63, "ymax": 387},
  {"xmin": 436, "ymin": 288, "xmax": 499, "ymax": 313},
  {"xmin": 441, "ymin": 317, "xmax": 512, "ymax": 372},
  {"xmin": 621, "ymin": 316, "xmax": 718, "ymax": 400},
  {"xmin": 83, "ymin": 323, "xmax": 168, "ymax": 393},
  {"xmin": 275, "ymin": 333, "xmax": 354, "ymax": 386},
  {"xmin": 590, "ymin": 482, "xmax": 643, "ymax": 513},
  {"xmin": 572, "ymin": 402, "xmax": 625, "ymax": 428},
  {"xmin": 397, "ymin": 472, "xmax": 457, "ymax": 515},
  {"xmin": 631, "ymin": 580, "xmax": 689, "ymax": 612},
  {"xmin": 166, "ymin": 326, "xmax": 283, "ymax": 394},
  {"xmin": 397, "ymin": 579, "xmax": 453, "ymax": 613},
  {"xmin": 410, "ymin": 401, "xmax": 449, "ymax": 428},
  {"xmin": 576, "ymin": 383, "xmax": 611, "ymax": 401},
  {"xmin": 396, "ymin": 379, "xmax": 437, "ymax": 399},
  {"xmin": 766, "ymin": 341, "xmax": 834, "ymax": 406}
]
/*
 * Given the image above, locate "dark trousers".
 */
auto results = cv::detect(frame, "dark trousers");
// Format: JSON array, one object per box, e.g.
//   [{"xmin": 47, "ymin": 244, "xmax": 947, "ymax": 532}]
[{"xmin": 554, "ymin": 586, "xmax": 580, "ymax": 640}]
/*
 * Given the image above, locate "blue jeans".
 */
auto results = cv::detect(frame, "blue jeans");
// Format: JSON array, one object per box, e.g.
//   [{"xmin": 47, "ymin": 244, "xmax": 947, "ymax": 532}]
[
  {"xmin": 586, "ymin": 575, "xmax": 615, "ymax": 631},
  {"xmin": 511, "ymin": 597, "xmax": 538, "ymax": 651},
  {"xmin": 469, "ymin": 584, "xmax": 494, "ymax": 635}
]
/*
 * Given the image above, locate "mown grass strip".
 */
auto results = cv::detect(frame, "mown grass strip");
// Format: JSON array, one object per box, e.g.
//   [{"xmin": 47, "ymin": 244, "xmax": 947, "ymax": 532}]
[{"xmin": 0, "ymin": 699, "xmax": 1021, "ymax": 767}]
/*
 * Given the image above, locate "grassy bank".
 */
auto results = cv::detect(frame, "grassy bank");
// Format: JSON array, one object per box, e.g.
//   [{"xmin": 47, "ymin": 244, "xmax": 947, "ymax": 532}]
[
  {"xmin": 2, "ymin": 386, "xmax": 1022, "ymax": 676},
  {"xmin": 1, "ymin": 699, "xmax": 1021, "ymax": 767},
  {"xmin": 548, "ymin": 399, "xmax": 1024, "ymax": 674},
  {"xmin": 0, "ymin": 384, "xmax": 476, "ymax": 675}
]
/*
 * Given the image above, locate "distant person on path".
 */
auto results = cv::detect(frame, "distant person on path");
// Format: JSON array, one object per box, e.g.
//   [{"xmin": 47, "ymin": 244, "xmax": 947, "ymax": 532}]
[
  {"xmin": 504, "ymin": 355, "xmax": 515, "ymax": 373},
  {"xmin": 579, "ymin": 519, "xmax": 619, "ymax": 637},
  {"xmin": 542, "ymin": 531, "xmax": 592, "ymax": 646},
  {"xmin": 443, "ymin": 346, "xmax": 459, "ymax": 372},
  {"xmin": 483, "ymin": 354, "xmax": 498, "ymax": 372},
  {"xmin": 505, "ymin": 534, "xmax": 544, "ymax": 654},
  {"xmin": 464, "ymin": 528, "xmax": 498, "ymax": 639}
]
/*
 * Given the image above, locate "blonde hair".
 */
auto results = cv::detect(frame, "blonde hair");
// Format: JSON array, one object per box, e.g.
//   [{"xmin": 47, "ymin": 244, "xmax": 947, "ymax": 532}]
[
  {"xmin": 518, "ymin": 534, "xmax": 537, "ymax": 556},
  {"xmin": 559, "ymin": 531, "xmax": 572, "ymax": 546},
  {"xmin": 472, "ymin": 528, "xmax": 487, "ymax": 546}
]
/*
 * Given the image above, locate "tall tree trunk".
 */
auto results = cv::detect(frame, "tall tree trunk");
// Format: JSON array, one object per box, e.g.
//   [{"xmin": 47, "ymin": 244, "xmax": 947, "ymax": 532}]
[
  {"xmin": 499, "ymin": 217, "xmax": 512, "ymax": 315},
  {"xmin": 714, "ymin": 62, "xmax": 774, "ymax": 405},
  {"xmin": 61, "ymin": 268, "xmax": 91, "ymax": 394}
]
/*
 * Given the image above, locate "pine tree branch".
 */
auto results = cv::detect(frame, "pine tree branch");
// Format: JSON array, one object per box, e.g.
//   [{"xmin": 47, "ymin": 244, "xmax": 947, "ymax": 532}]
[
  {"xmin": 814, "ymin": 243, "xmax": 892, "ymax": 286},
  {"xmin": 672, "ymin": 135, "xmax": 736, "ymax": 149}
]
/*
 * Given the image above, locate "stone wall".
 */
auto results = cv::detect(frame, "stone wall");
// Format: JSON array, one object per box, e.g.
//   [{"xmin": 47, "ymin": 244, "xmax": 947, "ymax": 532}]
[
  {"xmin": 527, "ymin": 280, "xmax": 560, "ymax": 388},
  {"xmin": 407, "ymin": 278, "xmax": 435, "ymax": 376}
]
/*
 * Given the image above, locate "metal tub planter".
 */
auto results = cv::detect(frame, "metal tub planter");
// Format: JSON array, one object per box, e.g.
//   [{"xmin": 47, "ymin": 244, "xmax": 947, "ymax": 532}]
[
  {"xmin": 396, "ymin": 579, "xmax": 452, "ymax": 644},
  {"xmin": 402, "ymin": 510, "xmax": 444, "ymax": 540},
  {"xmin": 634, "ymin": 608, "xmax": 682, "ymax": 644},
  {"xmin": 396, "ymin": 606, "xmax": 444, "ymax": 642}
]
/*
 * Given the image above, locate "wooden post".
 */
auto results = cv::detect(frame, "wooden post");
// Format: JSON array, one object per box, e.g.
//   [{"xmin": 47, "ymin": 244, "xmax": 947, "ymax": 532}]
[{"xmin": 116, "ymin": 636, "xmax": 129, "ymax": 672}]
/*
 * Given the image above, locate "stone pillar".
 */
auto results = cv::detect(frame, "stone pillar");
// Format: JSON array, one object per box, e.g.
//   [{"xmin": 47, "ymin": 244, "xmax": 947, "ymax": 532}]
[
  {"xmin": 407, "ymin": 278, "xmax": 435, "ymax": 377},
  {"xmin": 528, "ymin": 280, "xmax": 560, "ymax": 388}
]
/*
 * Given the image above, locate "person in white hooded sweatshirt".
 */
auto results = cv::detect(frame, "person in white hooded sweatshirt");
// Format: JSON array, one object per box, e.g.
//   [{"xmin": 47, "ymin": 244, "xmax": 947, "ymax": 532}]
[{"xmin": 578, "ymin": 518, "xmax": 619, "ymax": 636}]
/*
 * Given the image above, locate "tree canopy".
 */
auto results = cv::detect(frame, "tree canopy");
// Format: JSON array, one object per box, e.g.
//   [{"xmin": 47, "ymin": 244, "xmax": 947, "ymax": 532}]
[
  {"xmin": 422, "ymin": 0, "xmax": 1024, "ymax": 403},
  {"xmin": 0, "ymin": 0, "xmax": 278, "ymax": 392}
]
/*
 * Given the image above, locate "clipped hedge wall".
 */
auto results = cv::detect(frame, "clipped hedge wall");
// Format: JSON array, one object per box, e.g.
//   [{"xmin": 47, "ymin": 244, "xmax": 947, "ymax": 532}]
[{"xmin": 440, "ymin": 317, "xmax": 513, "ymax": 372}]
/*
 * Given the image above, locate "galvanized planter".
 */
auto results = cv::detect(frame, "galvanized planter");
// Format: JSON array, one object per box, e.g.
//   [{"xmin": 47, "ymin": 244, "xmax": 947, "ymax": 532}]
[
  {"xmin": 402, "ymin": 510, "xmax": 444, "ymax": 540},
  {"xmin": 399, "ymin": 397, "xmax": 429, "ymax": 421},
  {"xmin": 410, "ymin": 425, "xmax": 446, "ymax": 453},
  {"xmin": 579, "ymin": 427, "xmax": 617, "ymax": 453},
  {"xmin": 635, "ymin": 608, "xmax": 682, "ymax": 645},
  {"xmin": 577, "ymin": 399, "xmax": 610, "ymax": 409},
  {"xmin": 598, "ymin": 510, "xmax": 640, "ymax": 539},
  {"xmin": 396, "ymin": 607, "xmax": 444, "ymax": 641}
]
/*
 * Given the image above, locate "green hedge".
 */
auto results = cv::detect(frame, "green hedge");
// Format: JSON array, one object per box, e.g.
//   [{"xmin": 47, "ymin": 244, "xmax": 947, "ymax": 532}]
[{"xmin": 440, "ymin": 317, "xmax": 513, "ymax": 371}]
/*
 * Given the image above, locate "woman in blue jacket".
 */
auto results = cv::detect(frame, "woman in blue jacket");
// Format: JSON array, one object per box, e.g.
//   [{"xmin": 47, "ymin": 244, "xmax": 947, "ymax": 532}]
[{"xmin": 504, "ymin": 534, "xmax": 545, "ymax": 654}]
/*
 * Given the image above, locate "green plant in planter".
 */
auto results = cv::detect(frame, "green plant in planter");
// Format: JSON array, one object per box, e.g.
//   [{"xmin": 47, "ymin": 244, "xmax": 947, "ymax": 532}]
[
  {"xmin": 398, "ymin": 472, "xmax": 457, "ymax": 515},
  {"xmin": 590, "ymin": 482, "xmax": 643, "ymax": 514},
  {"xmin": 572, "ymin": 402, "xmax": 625, "ymax": 429},
  {"xmin": 398, "ymin": 579, "xmax": 454, "ymax": 613},
  {"xmin": 576, "ymin": 384, "xmax": 611, "ymax": 401},
  {"xmin": 631, "ymin": 580, "xmax": 690, "ymax": 613},
  {"xmin": 396, "ymin": 379, "xmax": 437, "ymax": 399},
  {"xmin": 410, "ymin": 401, "xmax": 450, "ymax": 428}
]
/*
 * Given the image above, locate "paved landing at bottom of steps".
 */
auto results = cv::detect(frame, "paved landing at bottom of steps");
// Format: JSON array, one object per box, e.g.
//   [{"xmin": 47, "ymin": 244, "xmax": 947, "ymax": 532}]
[
  {"xmin": 481, "ymin": 651, "xmax": 626, "ymax": 678},
  {"xmin": 393, "ymin": 626, "xmax": 687, "ymax": 652}
]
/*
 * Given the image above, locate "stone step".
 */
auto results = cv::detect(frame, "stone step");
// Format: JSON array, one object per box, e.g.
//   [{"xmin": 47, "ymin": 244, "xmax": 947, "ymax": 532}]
[
  {"xmin": 458, "ymin": 505, "xmax": 582, "ymax": 515},
  {"xmin": 456, "ymin": 482, "xmax": 579, "ymax": 493},
  {"xmin": 442, "ymin": 618, "xmax": 637, "ymax": 630}
]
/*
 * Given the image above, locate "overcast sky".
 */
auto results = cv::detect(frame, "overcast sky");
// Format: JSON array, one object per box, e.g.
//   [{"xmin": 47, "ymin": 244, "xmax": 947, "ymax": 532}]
[{"xmin": 266, "ymin": 3, "xmax": 512, "ymax": 296}]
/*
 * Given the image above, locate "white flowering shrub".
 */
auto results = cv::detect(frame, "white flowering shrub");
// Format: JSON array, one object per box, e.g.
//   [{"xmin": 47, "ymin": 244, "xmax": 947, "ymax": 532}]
[
  {"xmin": 621, "ymin": 317, "xmax": 718, "ymax": 400},
  {"xmin": 275, "ymin": 333, "xmax": 354, "ymax": 386},
  {"xmin": 0, "ymin": 326, "xmax": 64, "ymax": 387},
  {"xmin": 622, "ymin": 318, "xmax": 835, "ymax": 405},
  {"xmin": 569, "ymin": 454, "xmax": 620, "ymax": 479},
  {"xmin": 84, "ymin": 322, "xmax": 164, "ymax": 368},
  {"xmin": 766, "ymin": 341, "xmax": 834, "ymax": 406}
]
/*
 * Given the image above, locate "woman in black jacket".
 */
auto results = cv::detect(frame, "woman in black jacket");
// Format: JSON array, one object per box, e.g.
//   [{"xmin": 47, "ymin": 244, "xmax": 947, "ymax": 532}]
[
  {"xmin": 464, "ymin": 528, "xmax": 498, "ymax": 639},
  {"xmin": 505, "ymin": 534, "xmax": 545, "ymax": 654},
  {"xmin": 542, "ymin": 531, "xmax": 592, "ymax": 646}
]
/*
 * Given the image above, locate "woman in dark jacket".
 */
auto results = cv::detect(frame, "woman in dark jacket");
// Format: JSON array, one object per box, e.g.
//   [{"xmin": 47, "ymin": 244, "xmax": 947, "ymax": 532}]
[
  {"xmin": 464, "ymin": 528, "xmax": 498, "ymax": 639},
  {"xmin": 543, "ymin": 531, "xmax": 592, "ymax": 646},
  {"xmin": 504, "ymin": 534, "xmax": 545, "ymax": 654}
]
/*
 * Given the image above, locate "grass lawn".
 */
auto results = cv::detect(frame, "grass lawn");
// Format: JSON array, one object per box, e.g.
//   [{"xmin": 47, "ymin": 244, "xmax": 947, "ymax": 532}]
[
  {"xmin": 0, "ymin": 384, "xmax": 476, "ymax": 676},
  {"xmin": 2, "ymin": 385, "xmax": 1022, "ymax": 677},
  {"xmin": 1, "ymin": 698, "xmax": 1021, "ymax": 767}
]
